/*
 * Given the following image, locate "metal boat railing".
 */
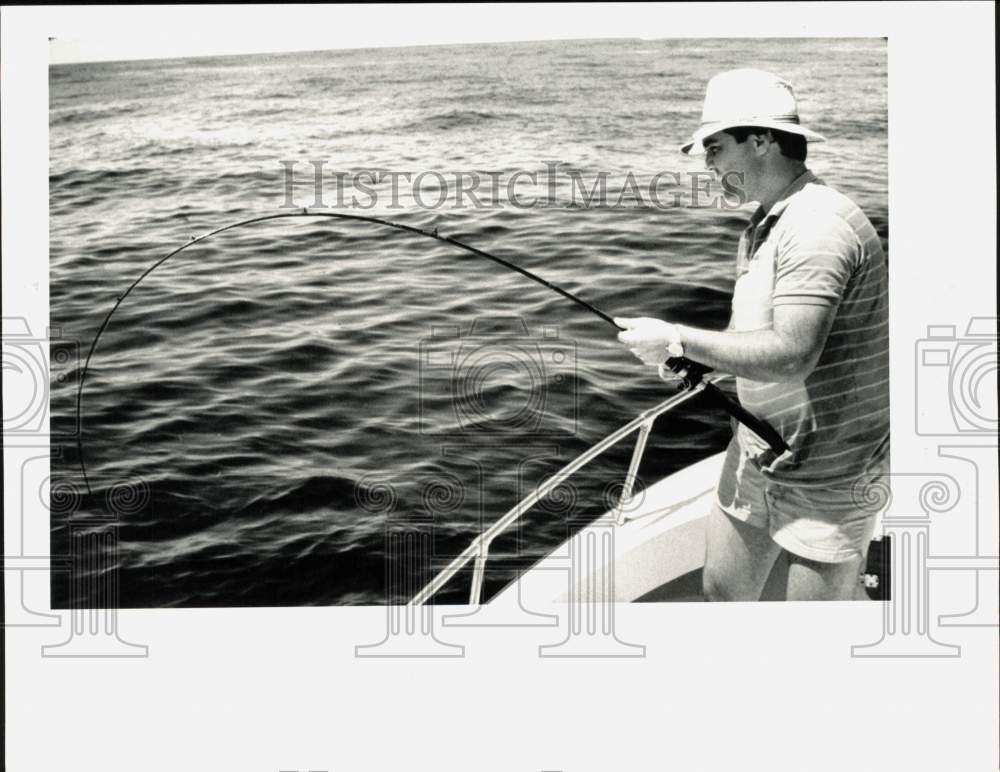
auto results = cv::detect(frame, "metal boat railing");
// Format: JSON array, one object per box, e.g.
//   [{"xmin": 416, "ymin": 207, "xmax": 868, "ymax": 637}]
[{"xmin": 408, "ymin": 374, "xmax": 732, "ymax": 607}]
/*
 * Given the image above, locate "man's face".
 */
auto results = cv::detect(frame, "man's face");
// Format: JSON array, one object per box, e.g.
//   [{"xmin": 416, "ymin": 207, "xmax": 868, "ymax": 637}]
[
  {"xmin": 701, "ymin": 130, "xmax": 754, "ymax": 183},
  {"xmin": 702, "ymin": 131, "xmax": 760, "ymax": 201}
]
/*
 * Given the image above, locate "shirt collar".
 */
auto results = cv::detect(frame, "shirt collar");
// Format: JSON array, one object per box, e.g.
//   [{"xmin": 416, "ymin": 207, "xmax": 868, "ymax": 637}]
[{"xmin": 748, "ymin": 169, "xmax": 818, "ymax": 229}]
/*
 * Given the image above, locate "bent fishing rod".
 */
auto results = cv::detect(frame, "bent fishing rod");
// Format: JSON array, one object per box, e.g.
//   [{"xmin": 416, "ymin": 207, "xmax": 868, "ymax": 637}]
[{"xmin": 74, "ymin": 210, "xmax": 789, "ymax": 494}]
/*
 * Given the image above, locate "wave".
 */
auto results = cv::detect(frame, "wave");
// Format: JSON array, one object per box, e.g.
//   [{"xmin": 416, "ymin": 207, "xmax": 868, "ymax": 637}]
[
  {"xmin": 398, "ymin": 109, "xmax": 507, "ymax": 132},
  {"xmin": 239, "ymin": 473, "xmax": 361, "ymax": 514},
  {"xmin": 50, "ymin": 104, "xmax": 140, "ymax": 126},
  {"xmin": 49, "ymin": 166, "xmax": 160, "ymax": 188}
]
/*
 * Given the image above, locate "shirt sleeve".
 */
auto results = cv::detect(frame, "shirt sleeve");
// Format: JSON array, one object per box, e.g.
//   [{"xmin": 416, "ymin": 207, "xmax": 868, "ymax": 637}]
[{"xmin": 771, "ymin": 205, "xmax": 859, "ymax": 308}]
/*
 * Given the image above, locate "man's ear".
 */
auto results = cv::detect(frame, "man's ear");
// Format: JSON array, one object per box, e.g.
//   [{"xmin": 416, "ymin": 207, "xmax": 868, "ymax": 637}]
[{"xmin": 752, "ymin": 130, "xmax": 775, "ymax": 157}]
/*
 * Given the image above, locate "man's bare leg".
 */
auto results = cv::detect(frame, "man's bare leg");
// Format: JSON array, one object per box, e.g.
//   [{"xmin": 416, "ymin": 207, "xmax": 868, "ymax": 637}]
[
  {"xmin": 786, "ymin": 553, "xmax": 864, "ymax": 601},
  {"xmin": 703, "ymin": 502, "xmax": 782, "ymax": 601}
]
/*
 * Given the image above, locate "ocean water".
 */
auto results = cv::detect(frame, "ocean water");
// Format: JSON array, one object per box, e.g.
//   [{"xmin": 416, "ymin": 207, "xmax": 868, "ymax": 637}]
[{"xmin": 49, "ymin": 38, "xmax": 887, "ymax": 606}]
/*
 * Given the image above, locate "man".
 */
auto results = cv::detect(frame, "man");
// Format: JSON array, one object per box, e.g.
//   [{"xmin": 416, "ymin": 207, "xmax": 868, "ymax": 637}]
[{"xmin": 616, "ymin": 68, "xmax": 889, "ymax": 601}]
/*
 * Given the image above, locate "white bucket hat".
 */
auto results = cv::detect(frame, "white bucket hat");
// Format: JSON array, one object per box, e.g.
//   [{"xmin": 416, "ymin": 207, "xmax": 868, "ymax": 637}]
[{"xmin": 680, "ymin": 68, "xmax": 826, "ymax": 155}]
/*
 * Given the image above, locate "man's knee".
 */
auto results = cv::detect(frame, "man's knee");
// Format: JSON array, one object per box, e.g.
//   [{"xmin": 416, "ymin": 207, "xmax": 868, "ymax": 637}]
[
  {"xmin": 702, "ymin": 563, "xmax": 761, "ymax": 602},
  {"xmin": 703, "ymin": 503, "xmax": 780, "ymax": 601},
  {"xmin": 702, "ymin": 567, "xmax": 734, "ymax": 602},
  {"xmin": 786, "ymin": 553, "xmax": 863, "ymax": 601}
]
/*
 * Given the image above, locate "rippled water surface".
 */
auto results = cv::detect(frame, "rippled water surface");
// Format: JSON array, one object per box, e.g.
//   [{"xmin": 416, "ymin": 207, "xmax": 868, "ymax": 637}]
[{"xmin": 49, "ymin": 38, "xmax": 887, "ymax": 606}]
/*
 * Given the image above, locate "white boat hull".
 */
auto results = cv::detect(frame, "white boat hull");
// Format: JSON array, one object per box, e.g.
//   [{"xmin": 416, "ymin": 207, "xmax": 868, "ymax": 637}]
[{"xmin": 493, "ymin": 451, "xmax": 728, "ymax": 604}]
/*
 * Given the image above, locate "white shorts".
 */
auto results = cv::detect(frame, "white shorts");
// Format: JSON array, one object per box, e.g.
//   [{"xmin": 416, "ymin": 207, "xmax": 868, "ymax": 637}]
[{"xmin": 715, "ymin": 439, "xmax": 884, "ymax": 563}]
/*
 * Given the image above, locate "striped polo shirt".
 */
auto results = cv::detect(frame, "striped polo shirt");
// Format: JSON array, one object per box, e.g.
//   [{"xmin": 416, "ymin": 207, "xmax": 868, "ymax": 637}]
[{"xmin": 728, "ymin": 170, "xmax": 889, "ymax": 487}]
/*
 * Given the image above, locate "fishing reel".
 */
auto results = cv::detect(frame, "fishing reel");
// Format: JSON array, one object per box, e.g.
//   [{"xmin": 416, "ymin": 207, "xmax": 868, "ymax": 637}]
[{"xmin": 661, "ymin": 356, "xmax": 714, "ymax": 390}]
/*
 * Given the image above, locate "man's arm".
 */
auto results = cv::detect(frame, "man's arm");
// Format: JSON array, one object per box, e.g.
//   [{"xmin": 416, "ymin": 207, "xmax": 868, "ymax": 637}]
[
  {"xmin": 617, "ymin": 302, "xmax": 837, "ymax": 383},
  {"xmin": 677, "ymin": 302, "xmax": 837, "ymax": 382},
  {"xmin": 617, "ymin": 206, "xmax": 858, "ymax": 382}
]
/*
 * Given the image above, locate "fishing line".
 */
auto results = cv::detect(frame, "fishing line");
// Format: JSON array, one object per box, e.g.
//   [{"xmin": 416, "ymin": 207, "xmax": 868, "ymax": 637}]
[{"xmin": 74, "ymin": 210, "xmax": 787, "ymax": 494}]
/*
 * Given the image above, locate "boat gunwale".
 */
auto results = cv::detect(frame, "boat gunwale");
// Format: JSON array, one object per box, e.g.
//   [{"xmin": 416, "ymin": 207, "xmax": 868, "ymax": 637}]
[{"xmin": 408, "ymin": 374, "xmax": 733, "ymax": 607}]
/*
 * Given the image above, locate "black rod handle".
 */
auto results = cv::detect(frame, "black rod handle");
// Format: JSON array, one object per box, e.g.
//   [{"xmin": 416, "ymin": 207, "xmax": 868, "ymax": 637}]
[
  {"xmin": 662, "ymin": 357, "xmax": 790, "ymax": 455},
  {"xmin": 701, "ymin": 382, "xmax": 791, "ymax": 455}
]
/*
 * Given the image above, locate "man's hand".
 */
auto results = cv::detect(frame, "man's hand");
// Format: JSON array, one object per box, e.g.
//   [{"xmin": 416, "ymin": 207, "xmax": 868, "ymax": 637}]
[{"xmin": 615, "ymin": 316, "xmax": 682, "ymax": 366}]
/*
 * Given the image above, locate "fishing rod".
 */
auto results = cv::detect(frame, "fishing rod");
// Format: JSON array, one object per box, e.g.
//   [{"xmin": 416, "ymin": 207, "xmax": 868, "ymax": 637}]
[{"xmin": 74, "ymin": 209, "xmax": 788, "ymax": 494}]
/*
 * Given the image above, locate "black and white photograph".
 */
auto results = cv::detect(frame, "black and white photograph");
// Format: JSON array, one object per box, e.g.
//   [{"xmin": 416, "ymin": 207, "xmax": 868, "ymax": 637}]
[
  {"xmin": 3, "ymin": 4, "xmax": 997, "ymax": 771},
  {"xmin": 46, "ymin": 35, "xmax": 890, "ymax": 609}
]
